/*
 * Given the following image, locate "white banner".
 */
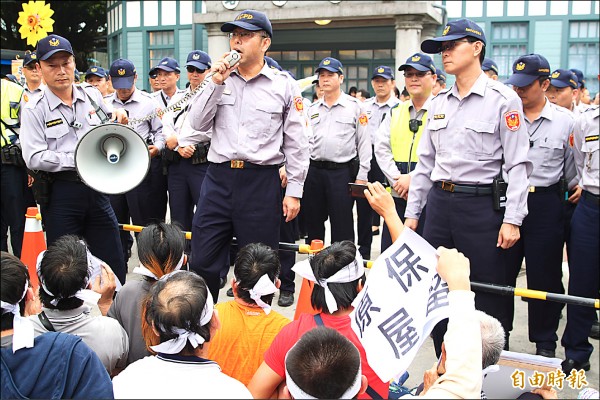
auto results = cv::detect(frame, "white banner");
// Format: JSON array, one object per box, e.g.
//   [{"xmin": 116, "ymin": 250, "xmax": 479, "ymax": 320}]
[{"xmin": 350, "ymin": 228, "xmax": 450, "ymax": 382}]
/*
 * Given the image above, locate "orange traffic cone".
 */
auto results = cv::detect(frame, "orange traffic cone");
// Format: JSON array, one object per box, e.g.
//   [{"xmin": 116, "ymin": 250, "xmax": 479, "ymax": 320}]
[
  {"xmin": 20, "ymin": 207, "xmax": 46, "ymax": 290},
  {"xmin": 293, "ymin": 239, "xmax": 324, "ymax": 320}
]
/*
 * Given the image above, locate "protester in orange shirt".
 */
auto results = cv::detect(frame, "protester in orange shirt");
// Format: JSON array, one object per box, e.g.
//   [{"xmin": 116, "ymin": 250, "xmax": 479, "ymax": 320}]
[{"xmin": 207, "ymin": 243, "xmax": 290, "ymax": 385}]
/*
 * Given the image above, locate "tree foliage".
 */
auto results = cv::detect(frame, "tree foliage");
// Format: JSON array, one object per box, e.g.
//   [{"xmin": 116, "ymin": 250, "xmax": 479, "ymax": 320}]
[{"xmin": 1, "ymin": 0, "xmax": 107, "ymax": 71}]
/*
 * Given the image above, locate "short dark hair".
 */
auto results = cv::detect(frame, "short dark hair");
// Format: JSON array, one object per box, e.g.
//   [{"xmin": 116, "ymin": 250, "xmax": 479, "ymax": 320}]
[
  {"xmin": 310, "ymin": 241, "xmax": 365, "ymax": 313},
  {"xmin": 401, "ymin": 87, "xmax": 409, "ymax": 97},
  {"xmin": 348, "ymin": 86, "xmax": 358, "ymax": 95},
  {"xmin": 286, "ymin": 327, "xmax": 361, "ymax": 398},
  {"xmin": 1, "ymin": 252, "xmax": 30, "ymax": 331},
  {"xmin": 358, "ymin": 89, "xmax": 371, "ymax": 99},
  {"xmin": 466, "ymin": 37, "xmax": 486, "ymax": 64},
  {"xmin": 233, "ymin": 243, "xmax": 280, "ymax": 306},
  {"xmin": 394, "ymin": 86, "xmax": 400, "ymax": 98},
  {"xmin": 38, "ymin": 235, "xmax": 89, "ymax": 310},
  {"xmin": 142, "ymin": 271, "xmax": 212, "ymax": 354},
  {"xmin": 137, "ymin": 222, "xmax": 186, "ymax": 281}
]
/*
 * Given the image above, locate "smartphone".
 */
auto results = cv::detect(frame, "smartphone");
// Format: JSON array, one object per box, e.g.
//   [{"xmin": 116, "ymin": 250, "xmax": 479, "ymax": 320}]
[{"xmin": 348, "ymin": 183, "xmax": 369, "ymax": 198}]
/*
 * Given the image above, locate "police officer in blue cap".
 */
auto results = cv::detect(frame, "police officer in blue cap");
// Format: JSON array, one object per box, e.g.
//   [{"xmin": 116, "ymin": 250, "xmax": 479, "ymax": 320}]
[
  {"xmin": 505, "ymin": 54, "xmax": 576, "ymax": 358},
  {"xmin": 19, "ymin": 34, "xmax": 128, "ymax": 283},
  {"xmin": 84, "ymin": 66, "xmax": 110, "ymax": 97},
  {"xmin": 21, "ymin": 51, "xmax": 44, "ymax": 104},
  {"xmin": 162, "ymin": 50, "xmax": 212, "ymax": 248},
  {"xmin": 569, "ymin": 68, "xmax": 588, "ymax": 111},
  {"xmin": 482, "ymin": 58, "xmax": 499, "ymax": 80},
  {"xmin": 432, "ymin": 68, "xmax": 447, "ymax": 96},
  {"xmin": 105, "ymin": 58, "xmax": 166, "ymax": 266},
  {"xmin": 150, "ymin": 57, "xmax": 186, "ymax": 107},
  {"xmin": 187, "ymin": 10, "xmax": 310, "ymax": 301},
  {"xmin": 406, "ymin": 19, "xmax": 532, "ymax": 355},
  {"xmin": 304, "ymin": 57, "xmax": 371, "ymax": 247}
]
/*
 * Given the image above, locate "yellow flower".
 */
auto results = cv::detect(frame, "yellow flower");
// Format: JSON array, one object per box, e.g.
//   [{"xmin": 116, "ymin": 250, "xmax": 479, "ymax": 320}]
[{"xmin": 17, "ymin": 1, "xmax": 55, "ymax": 47}]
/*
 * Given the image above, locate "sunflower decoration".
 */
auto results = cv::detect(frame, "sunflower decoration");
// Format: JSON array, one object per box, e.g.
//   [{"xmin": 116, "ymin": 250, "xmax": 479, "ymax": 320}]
[{"xmin": 17, "ymin": 1, "xmax": 55, "ymax": 47}]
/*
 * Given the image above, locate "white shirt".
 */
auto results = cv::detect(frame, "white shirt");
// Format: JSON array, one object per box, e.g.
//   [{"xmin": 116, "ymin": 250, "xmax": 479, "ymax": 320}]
[{"xmin": 112, "ymin": 354, "xmax": 253, "ymax": 399}]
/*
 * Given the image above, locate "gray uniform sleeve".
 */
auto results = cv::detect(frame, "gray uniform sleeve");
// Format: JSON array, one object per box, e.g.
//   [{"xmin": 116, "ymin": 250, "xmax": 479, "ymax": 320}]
[
  {"xmin": 499, "ymin": 97, "xmax": 532, "ymax": 226},
  {"xmin": 375, "ymin": 111, "xmax": 402, "ymax": 184},
  {"xmin": 149, "ymin": 114, "xmax": 165, "ymax": 151},
  {"xmin": 355, "ymin": 104, "xmax": 372, "ymax": 181},
  {"xmin": 572, "ymin": 115, "xmax": 586, "ymax": 184},
  {"xmin": 188, "ymin": 80, "xmax": 225, "ymax": 134}
]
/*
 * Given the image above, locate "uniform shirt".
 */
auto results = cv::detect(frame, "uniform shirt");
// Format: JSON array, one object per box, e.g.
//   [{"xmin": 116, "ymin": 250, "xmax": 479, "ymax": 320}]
[
  {"xmin": 106, "ymin": 89, "xmax": 165, "ymax": 150},
  {"xmin": 152, "ymin": 88, "xmax": 187, "ymax": 108},
  {"xmin": 525, "ymin": 99, "xmax": 574, "ymax": 187},
  {"xmin": 406, "ymin": 72, "xmax": 533, "ymax": 226},
  {"xmin": 375, "ymin": 96, "xmax": 432, "ymax": 190},
  {"xmin": 163, "ymin": 87, "xmax": 211, "ymax": 146},
  {"xmin": 21, "ymin": 83, "xmax": 45, "ymax": 106},
  {"xmin": 572, "ymin": 106, "xmax": 599, "ymax": 195},
  {"xmin": 20, "ymin": 83, "xmax": 112, "ymax": 172},
  {"xmin": 364, "ymin": 95, "xmax": 400, "ymax": 143},
  {"xmin": 308, "ymin": 93, "xmax": 371, "ymax": 181},
  {"xmin": 188, "ymin": 63, "xmax": 310, "ymax": 198}
]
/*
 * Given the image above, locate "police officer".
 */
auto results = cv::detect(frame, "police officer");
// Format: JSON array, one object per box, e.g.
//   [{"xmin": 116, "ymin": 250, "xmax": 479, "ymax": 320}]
[
  {"xmin": 21, "ymin": 51, "xmax": 44, "ymax": 104},
  {"xmin": 561, "ymin": 102, "xmax": 599, "ymax": 373},
  {"xmin": 187, "ymin": 10, "xmax": 310, "ymax": 301},
  {"xmin": 375, "ymin": 53, "xmax": 436, "ymax": 252},
  {"xmin": 569, "ymin": 68, "xmax": 589, "ymax": 112},
  {"xmin": 1, "ymin": 79, "xmax": 27, "ymax": 257},
  {"xmin": 148, "ymin": 70, "xmax": 161, "ymax": 93},
  {"xmin": 432, "ymin": 68, "xmax": 446, "ymax": 96},
  {"xmin": 304, "ymin": 57, "xmax": 370, "ymax": 246},
  {"xmin": 105, "ymin": 58, "xmax": 167, "ymax": 265},
  {"xmin": 504, "ymin": 54, "xmax": 575, "ymax": 358},
  {"xmin": 162, "ymin": 50, "xmax": 211, "ymax": 241},
  {"xmin": 405, "ymin": 19, "xmax": 532, "ymax": 354},
  {"xmin": 84, "ymin": 66, "xmax": 110, "ymax": 97},
  {"xmin": 354, "ymin": 66, "xmax": 399, "ymax": 259},
  {"xmin": 19, "ymin": 34, "xmax": 128, "ymax": 283},
  {"xmin": 150, "ymin": 57, "xmax": 186, "ymax": 108},
  {"xmin": 482, "ymin": 58, "xmax": 499, "ymax": 80}
]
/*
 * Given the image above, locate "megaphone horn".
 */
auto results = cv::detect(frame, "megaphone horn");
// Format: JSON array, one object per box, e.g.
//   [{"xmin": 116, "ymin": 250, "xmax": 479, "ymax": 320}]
[{"xmin": 75, "ymin": 123, "xmax": 150, "ymax": 195}]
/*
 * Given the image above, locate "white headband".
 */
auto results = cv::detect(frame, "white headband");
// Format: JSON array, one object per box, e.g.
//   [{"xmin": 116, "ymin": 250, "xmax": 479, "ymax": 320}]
[
  {"xmin": 244, "ymin": 274, "xmax": 278, "ymax": 315},
  {"xmin": 1, "ymin": 280, "xmax": 34, "ymax": 353},
  {"xmin": 149, "ymin": 274, "xmax": 214, "ymax": 354},
  {"xmin": 284, "ymin": 349, "xmax": 363, "ymax": 399},
  {"xmin": 292, "ymin": 251, "xmax": 365, "ymax": 313},
  {"xmin": 36, "ymin": 247, "xmax": 101, "ymax": 307},
  {"xmin": 133, "ymin": 252, "xmax": 186, "ymax": 280}
]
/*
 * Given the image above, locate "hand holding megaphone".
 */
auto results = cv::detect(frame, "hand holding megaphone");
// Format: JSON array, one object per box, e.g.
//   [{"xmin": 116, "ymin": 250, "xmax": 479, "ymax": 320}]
[{"xmin": 210, "ymin": 50, "xmax": 241, "ymax": 85}]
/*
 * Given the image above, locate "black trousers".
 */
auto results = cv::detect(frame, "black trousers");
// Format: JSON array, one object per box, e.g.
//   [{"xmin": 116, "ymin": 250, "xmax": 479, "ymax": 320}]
[{"xmin": 1, "ymin": 163, "xmax": 27, "ymax": 257}]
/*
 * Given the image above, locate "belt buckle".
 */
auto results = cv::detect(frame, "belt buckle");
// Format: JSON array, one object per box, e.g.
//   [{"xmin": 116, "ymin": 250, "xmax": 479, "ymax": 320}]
[
  {"xmin": 529, "ymin": 186, "xmax": 536, "ymax": 193},
  {"xmin": 230, "ymin": 160, "xmax": 244, "ymax": 169},
  {"xmin": 441, "ymin": 181, "xmax": 455, "ymax": 192}
]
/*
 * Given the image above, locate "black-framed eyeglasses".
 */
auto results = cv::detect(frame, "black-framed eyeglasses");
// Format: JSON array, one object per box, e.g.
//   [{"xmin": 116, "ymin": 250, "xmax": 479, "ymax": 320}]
[
  {"xmin": 408, "ymin": 119, "xmax": 422, "ymax": 133},
  {"xmin": 186, "ymin": 66, "xmax": 207, "ymax": 74},
  {"xmin": 404, "ymin": 71, "xmax": 432, "ymax": 79},
  {"xmin": 226, "ymin": 31, "xmax": 268, "ymax": 40},
  {"xmin": 440, "ymin": 39, "xmax": 471, "ymax": 53}
]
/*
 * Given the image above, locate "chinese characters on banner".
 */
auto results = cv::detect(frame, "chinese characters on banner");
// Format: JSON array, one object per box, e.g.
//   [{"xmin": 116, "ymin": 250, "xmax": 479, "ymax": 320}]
[{"xmin": 350, "ymin": 228, "xmax": 450, "ymax": 382}]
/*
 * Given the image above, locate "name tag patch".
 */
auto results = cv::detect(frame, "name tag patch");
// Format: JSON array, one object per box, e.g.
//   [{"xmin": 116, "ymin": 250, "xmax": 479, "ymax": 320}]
[
  {"xmin": 585, "ymin": 135, "xmax": 599, "ymax": 142},
  {"xmin": 433, "ymin": 114, "xmax": 445, "ymax": 120},
  {"xmin": 45, "ymin": 118, "xmax": 64, "ymax": 128}
]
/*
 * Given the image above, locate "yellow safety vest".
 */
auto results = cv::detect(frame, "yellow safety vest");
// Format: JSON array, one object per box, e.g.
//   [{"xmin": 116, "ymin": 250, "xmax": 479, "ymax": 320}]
[
  {"xmin": 389, "ymin": 101, "xmax": 427, "ymax": 167},
  {"xmin": 1, "ymin": 79, "xmax": 24, "ymax": 147}
]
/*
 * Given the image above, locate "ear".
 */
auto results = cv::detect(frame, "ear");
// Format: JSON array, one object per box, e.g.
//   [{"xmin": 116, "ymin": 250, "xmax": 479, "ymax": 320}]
[
  {"xmin": 473, "ymin": 41, "xmax": 484, "ymax": 58},
  {"xmin": 339, "ymin": 74, "xmax": 344, "ymax": 84},
  {"xmin": 231, "ymin": 278, "xmax": 238, "ymax": 296},
  {"xmin": 541, "ymin": 79, "xmax": 550, "ymax": 91},
  {"xmin": 356, "ymin": 279, "xmax": 364, "ymax": 293},
  {"xmin": 261, "ymin": 37, "xmax": 272, "ymax": 53},
  {"xmin": 25, "ymin": 286, "xmax": 35, "ymax": 301},
  {"xmin": 151, "ymin": 322, "xmax": 161, "ymax": 337},
  {"xmin": 358, "ymin": 375, "xmax": 369, "ymax": 395}
]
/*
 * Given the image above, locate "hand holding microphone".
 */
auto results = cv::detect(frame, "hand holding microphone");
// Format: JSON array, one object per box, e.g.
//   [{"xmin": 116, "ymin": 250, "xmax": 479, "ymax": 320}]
[{"xmin": 210, "ymin": 50, "xmax": 241, "ymax": 85}]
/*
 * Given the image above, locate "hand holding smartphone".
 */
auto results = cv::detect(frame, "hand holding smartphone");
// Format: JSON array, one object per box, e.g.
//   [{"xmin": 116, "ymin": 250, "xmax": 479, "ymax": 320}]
[{"xmin": 348, "ymin": 183, "xmax": 369, "ymax": 198}]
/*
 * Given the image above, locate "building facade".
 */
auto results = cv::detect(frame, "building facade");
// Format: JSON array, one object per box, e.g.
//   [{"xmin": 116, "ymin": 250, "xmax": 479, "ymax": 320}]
[{"xmin": 106, "ymin": 0, "xmax": 599, "ymax": 96}]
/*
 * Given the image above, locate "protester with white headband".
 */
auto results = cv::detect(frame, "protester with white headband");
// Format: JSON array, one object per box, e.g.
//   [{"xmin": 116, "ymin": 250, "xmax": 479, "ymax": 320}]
[
  {"xmin": 112, "ymin": 270, "xmax": 252, "ymax": 399},
  {"xmin": 248, "ymin": 240, "xmax": 389, "ymax": 399},
  {"xmin": 2, "ymin": 251, "xmax": 114, "ymax": 399},
  {"xmin": 207, "ymin": 243, "xmax": 290, "ymax": 385},
  {"xmin": 105, "ymin": 222, "xmax": 187, "ymax": 366},
  {"xmin": 282, "ymin": 326, "xmax": 368, "ymax": 399},
  {"xmin": 29, "ymin": 235, "xmax": 129, "ymax": 376}
]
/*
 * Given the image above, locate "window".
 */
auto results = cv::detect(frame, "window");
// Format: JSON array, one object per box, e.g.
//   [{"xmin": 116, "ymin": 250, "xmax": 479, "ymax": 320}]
[
  {"xmin": 126, "ymin": 1, "xmax": 140, "ymax": 28},
  {"xmin": 568, "ymin": 21, "xmax": 600, "ymax": 95},
  {"xmin": 148, "ymin": 31, "xmax": 175, "ymax": 71},
  {"xmin": 490, "ymin": 23, "xmax": 529, "ymax": 80}
]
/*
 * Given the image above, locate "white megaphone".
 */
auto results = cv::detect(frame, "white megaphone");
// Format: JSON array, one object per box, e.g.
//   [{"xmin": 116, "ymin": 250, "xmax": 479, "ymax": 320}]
[{"xmin": 75, "ymin": 123, "xmax": 150, "ymax": 194}]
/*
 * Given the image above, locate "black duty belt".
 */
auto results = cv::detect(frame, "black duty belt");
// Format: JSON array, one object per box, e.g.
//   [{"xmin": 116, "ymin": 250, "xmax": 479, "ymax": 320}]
[
  {"xmin": 528, "ymin": 182, "xmax": 560, "ymax": 193},
  {"xmin": 582, "ymin": 190, "xmax": 600, "ymax": 206},
  {"xmin": 435, "ymin": 180, "xmax": 492, "ymax": 195},
  {"xmin": 310, "ymin": 159, "xmax": 352, "ymax": 170},
  {"xmin": 215, "ymin": 160, "xmax": 279, "ymax": 170},
  {"xmin": 53, "ymin": 170, "xmax": 81, "ymax": 182}
]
